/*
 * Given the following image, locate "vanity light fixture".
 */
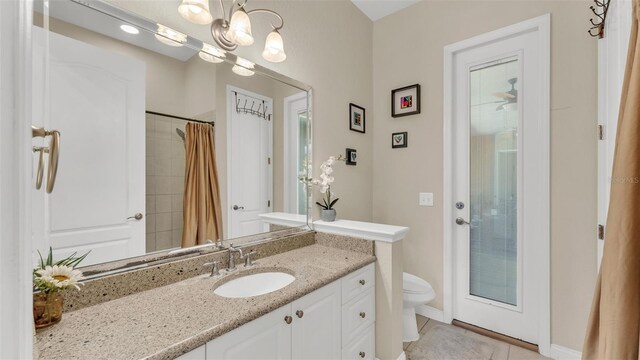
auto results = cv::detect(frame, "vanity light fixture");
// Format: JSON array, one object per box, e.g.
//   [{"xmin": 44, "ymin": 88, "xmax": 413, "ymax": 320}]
[
  {"xmin": 178, "ymin": 0, "xmax": 213, "ymax": 25},
  {"xmin": 120, "ymin": 24, "xmax": 140, "ymax": 35},
  {"xmin": 199, "ymin": 43, "xmax": 226, "ymax": 63},
  {"xmin": 177, "ymin": 0, "xmax": 287, "ymax": 63},
  {"xmin": 155, "ymin": 24, "xmax": 187, "ymax": 47},
  {"xmin": 232, "ymin": 57, "xmax": 255, "ymax": 77}
]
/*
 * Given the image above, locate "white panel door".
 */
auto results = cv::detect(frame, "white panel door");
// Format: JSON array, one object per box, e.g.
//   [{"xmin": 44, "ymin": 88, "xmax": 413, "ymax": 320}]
[
  {"xmin": 452, "ymin": 24, "xmax": 545, "ymax": 343},
  {"xmin": 283, "ymin": 92, "xmax": 308, "ymax": 214},
  {"xmin": 227, "ymin": 88, "xmax": 273, "ymax": 238},
  {"xmin": 291, "ymin": 281, "xmax": 341, "ymax": 359},
  {"xmin": 206, "ymin": 304, "xmax": 292, "ymax": 360},
  {"xmin": 32, "ymin": 27, "xmax": 145, "ymax": 266}
]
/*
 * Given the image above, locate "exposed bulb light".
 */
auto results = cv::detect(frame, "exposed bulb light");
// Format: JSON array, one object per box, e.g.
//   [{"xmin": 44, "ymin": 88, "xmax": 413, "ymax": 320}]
[
  {"xmin": 262, "ymin": 29, "xmax": 286, "ymax": 63},
  {"xmin": 226, "ymin": 7, "xmax": 254, "ymax": 46},
  {"xmin": 120, "ymin": 24, "xmax": 140, "ymax": 35},
  {"xmin": 178, "ymin": 0, "xmax": 213, "ymax": 25},
  {"xmin": 155, "ymin": 24, "xmax": 187, "ymax": 47},
  {"xmin": 199, "ymin": 43, "xmax": 225, "ymax": 63},
  {"xmin": 232, "ymin": 57, "xmax": 255, "ymax": 76}
]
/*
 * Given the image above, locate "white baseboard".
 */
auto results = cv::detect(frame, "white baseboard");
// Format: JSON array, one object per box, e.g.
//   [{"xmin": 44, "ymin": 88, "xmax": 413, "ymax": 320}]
[
  {"xmin": 549, "ymin": 344, "xmax": 581, "ymax": 360},
  {"xmin": 415, "ymin": 305, "xmax": 445, "ymax": 323}
]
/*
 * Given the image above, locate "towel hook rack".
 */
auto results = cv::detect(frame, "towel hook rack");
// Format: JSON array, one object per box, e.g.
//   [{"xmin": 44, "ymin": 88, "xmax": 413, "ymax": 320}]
[{"xmin": 588, "ymin": 0, "xmax": 611, "ymax": 39}]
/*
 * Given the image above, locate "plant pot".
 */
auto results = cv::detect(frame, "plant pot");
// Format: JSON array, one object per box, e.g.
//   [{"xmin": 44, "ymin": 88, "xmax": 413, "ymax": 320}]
[
  {"xmin": 321, "ymin": 209, "xmax": 337, "ymax": 222},
  {"xmin": 33, "ymin": 292, "xmax": 63, "ymax": 329}
]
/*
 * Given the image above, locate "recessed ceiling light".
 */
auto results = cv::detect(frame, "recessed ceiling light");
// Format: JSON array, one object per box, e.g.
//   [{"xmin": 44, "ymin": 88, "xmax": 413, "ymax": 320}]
[{"xmin": 120, "ymin": 24, "xmax": 139, "ymax": 35}]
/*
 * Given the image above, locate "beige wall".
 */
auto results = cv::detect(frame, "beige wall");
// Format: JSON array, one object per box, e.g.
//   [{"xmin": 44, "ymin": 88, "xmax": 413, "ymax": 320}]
[
  {"xmin": 372, "ymin": 1, "xmax": 597, "ymax": 351},
  {"xmin": 110, "ymin": 0, "xmax": 375, "ymax": 222}
]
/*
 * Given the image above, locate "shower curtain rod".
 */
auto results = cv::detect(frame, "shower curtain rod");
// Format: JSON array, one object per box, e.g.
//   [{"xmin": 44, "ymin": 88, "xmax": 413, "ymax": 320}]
[{"xmin": 146, "ymin": 110, "xmax": 215, "ymax": 126}]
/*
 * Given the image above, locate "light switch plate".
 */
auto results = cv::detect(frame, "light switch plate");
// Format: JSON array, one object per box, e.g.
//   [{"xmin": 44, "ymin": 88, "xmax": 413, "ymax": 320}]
[{"xmin": 419, "ymin": 192, "xmax": 434, "ymax": 207}]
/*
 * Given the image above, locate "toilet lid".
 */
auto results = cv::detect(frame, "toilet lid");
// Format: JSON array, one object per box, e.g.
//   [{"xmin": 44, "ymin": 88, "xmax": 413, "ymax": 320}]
[{"xmin": 403, "ymin": 272, "xmax": 434, "ymax": 295}]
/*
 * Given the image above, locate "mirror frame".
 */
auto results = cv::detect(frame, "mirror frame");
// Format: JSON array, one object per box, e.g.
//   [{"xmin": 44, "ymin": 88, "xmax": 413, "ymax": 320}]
[{"xmin": 39, "ymin": 0, "xmax": 314, "ymax": 279}]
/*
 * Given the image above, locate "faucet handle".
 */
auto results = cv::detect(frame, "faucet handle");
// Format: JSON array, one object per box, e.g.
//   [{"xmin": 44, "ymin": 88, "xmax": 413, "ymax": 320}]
[
  {"xmin": 244, "ymin": 250, "xmax": 258, "ymax": 267},
  {"xmin": 203, "ymin": 260, "xmax": 221, "ymax": 277}
]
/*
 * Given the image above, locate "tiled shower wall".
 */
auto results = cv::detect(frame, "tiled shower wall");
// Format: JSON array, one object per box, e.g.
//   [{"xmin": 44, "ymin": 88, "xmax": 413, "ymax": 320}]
[{"xmin": 145, "ymin": 113, "xmax": 186, "ymax": 252}]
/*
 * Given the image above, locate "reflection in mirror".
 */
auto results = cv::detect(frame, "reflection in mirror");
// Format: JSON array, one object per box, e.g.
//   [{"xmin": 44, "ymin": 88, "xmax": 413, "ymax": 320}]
[{"xmin": 31, "ymin": 0, "xmax": 311, "ymax": 271}]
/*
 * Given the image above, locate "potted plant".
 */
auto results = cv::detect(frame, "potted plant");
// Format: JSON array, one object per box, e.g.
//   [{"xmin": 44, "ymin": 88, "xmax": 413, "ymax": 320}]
[
  {"xmin": 33, "ymin": 248, "xmax": 88, "ymax": 329},
  {"xmin": 313, "ymin": 156, "xmax": 339, "ymax": 222}
]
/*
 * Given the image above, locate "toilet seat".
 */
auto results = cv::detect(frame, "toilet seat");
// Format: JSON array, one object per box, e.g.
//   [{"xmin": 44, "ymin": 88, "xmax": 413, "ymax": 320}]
[{"xmin": 403, "ymin": 272, "xmax": 434, "ymax": 295}]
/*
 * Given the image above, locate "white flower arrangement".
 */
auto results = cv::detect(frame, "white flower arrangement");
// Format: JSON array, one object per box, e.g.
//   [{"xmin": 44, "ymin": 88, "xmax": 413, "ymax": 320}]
[
  {"xmin": 33, "ymin": 248, "xmax": 89, "ymax": 293},
  {"xmin": 312, "ymin": 156, "xmax": 339, "ymax": 210}
]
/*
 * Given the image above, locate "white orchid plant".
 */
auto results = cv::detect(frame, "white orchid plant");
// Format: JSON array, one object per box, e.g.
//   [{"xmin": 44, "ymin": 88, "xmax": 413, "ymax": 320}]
[
  {"xmin": 312, "ymin": 156, "xmax": 340, "ymax": 211},
  {"xmin": 33, "ymin": 247, "xmax": 89, "ymax": 293}
]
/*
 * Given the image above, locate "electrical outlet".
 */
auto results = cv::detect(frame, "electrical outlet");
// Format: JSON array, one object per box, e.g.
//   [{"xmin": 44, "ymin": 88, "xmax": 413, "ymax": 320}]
[{"xmin": 419, "ymin": 192, "xmax": 434, "ymax": 207}]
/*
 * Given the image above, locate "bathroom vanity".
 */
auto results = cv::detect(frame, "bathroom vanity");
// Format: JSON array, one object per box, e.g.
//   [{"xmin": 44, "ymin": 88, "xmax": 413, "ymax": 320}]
[{"xmin": 35, "ymin": 242, "xmax": 376, "ymax": 360}]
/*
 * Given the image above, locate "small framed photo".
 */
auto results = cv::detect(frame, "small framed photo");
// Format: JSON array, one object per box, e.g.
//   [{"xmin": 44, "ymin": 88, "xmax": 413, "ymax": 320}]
[
  {"xmin": 349, "ymin": 103, "xmax": 366, "ymax": 133},
  {"xmin": 392, "ymin": 132, "xmax": 408, "ymax": 148},
  {"xmin": 392, "ymin": 84, "xmax": 421, "ymax": 117},
  {"xmin": 346, "ymin": 148, "xmax": 357, "ymax": 165}
]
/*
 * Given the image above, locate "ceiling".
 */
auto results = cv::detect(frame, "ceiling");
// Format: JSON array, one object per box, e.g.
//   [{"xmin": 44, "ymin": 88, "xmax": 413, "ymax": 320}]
[{"xmin": 351, "ymin": 0, "xmax": 420, "ymax": 21}]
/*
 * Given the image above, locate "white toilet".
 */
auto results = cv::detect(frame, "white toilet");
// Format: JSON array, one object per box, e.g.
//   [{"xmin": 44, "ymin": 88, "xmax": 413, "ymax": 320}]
[{"xmin": 403, "ymin": 272, "xmax": 435, "ymax": 342}]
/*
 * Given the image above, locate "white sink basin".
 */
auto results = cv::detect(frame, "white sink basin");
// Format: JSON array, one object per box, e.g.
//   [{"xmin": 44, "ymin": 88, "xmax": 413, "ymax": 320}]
[{"xmin": 214, "ymin": 272, "xmax": 295, "ymax": 298}]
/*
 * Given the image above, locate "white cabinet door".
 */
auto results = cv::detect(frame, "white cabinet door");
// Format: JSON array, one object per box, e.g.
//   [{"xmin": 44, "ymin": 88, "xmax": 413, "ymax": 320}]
[
  {"xmin": 176, "ymin": 345, "xmax": 206, "ymax": 360},
  {"xmin": 206, "ymin": 304, "xmax": 292, "ymax": 360},
  {"xmin": 32, "ymin": 27, "xmax": 145, "ymax": 266},
  {"xmin": 291, "ymin": 281, "xmax": 341, "ymax": 359}
]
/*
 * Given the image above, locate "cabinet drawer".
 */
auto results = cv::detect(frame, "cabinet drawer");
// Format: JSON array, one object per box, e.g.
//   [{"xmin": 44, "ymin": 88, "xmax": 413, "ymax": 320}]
[
  {"xmin": 341, "ymin": 263, "xmax": 374, "ymax": 304},
  {"xmin": 341, "ymin": 324, "xmax": 375, "ymax": 360},
  {"xmin": 342, "ymin": 287, "xmax": 375, "ymax": 345}
]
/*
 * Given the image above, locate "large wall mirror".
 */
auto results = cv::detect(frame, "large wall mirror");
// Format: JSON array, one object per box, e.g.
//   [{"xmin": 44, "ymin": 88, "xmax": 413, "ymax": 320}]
[{"xmin": 31, "ymin": 0, "xmax": 312, "ymax": 273}]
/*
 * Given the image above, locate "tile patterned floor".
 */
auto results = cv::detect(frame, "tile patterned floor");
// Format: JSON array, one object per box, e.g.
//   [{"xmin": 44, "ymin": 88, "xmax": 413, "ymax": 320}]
[{"xmin": 403, "ymin": 315, "xmax": 550, "ymax": 360}]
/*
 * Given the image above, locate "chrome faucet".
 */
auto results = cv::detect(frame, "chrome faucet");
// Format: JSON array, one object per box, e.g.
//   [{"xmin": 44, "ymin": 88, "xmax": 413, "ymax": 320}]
[{"xmin": 227, "ymin": 243, "xmax": 244, "ymax": 272}]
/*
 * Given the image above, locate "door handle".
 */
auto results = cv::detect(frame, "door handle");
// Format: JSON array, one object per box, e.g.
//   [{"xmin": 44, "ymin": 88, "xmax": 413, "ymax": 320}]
[
  {"xmin": 127, "ymin": 213, "xmax": 143, "ymax": 221},
  {"xmin": 233, "ymin": 205, "xmax": 244, "ymax": 210},
  {"xmin": 455, "ymin": 217, "xmax": 470, "ymax": 226},
  {"xmin": 32, "ymin": 126, "xmax": 60, "ymax": 194}
]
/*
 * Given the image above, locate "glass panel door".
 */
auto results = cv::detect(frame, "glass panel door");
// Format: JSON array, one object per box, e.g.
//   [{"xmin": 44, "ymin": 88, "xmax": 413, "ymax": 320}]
[{"xmin": 468, "ymin": 58, "xmax": 519, "ymax": 306}]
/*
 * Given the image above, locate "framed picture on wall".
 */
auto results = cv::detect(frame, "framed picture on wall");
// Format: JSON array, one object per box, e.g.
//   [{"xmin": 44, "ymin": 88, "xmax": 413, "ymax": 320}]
[
  {"xmin": 349, "ymin": 103, "xmax": 366, "ymax": 133},
  {"xmin": 346, "ymin": 148, "xmax": 357, "ymax": 165},
  {"xmin": 392, "ymin": 132, "xmax": 408, "ymax": 148},
  {"xmin": 392, "ymin": 84, "xmax": 421, "ymax": 117}
]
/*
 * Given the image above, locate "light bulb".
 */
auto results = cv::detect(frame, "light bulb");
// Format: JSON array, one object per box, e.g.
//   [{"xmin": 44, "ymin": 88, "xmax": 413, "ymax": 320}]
[
  {"xmin": 262, "ymin": 29, "xmax": 286, "ymax": 63},
  {"xmin": 199, "ymin": 43, "xmax": 226, "ymax": 63},
  {"xmin": 232, "ymin": 57, "xmax": 255, "ymax": 76},
  {"xmin": 178, "ymin": 0, "xmax": 213, "ymax": 25},
  {"xmin": 226, "ymin": 8, "xmax": 254, "ymax": 46},
  {"xmin": 155, "ymin": 24, "xmax": 187, "ymax": 47}
]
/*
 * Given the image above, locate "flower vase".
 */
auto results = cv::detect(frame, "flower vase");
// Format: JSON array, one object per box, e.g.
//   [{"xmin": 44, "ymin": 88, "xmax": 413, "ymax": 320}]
[
  {"xmin": 321, "ymin": 209, "xmax": 337, "ymax": 222},
  {"xmin": 33, "ymin": 292, "xmax": 64, "ymax": 329}
]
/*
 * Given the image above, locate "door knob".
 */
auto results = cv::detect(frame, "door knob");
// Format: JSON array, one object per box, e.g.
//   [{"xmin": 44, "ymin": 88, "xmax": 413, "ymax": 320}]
[
  {"xmin": 127, "ymin": 213, "xmax": 143, "ymax": 221},
  {"xmin": 455, "ymin": 217, "xmax": 470, "ymax": 225},
  {"xmin": 233, "ymin": 205, "xmax": 244, "ymax": 210}
]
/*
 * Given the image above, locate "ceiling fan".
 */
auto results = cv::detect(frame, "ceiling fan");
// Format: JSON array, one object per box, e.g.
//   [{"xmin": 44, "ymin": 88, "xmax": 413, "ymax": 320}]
[{"xmin": 492, "ymin": 77, "xmax": 518, "ymax": 111}]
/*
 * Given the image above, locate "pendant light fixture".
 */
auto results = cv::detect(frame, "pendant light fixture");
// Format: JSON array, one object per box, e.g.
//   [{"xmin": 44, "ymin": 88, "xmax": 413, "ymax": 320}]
[
  {"xmin": 177, "ymin": 0, "xmax": 213, "ymax": 25},
  {"xmin": 232, "ymin": 57, "xmax": 255, "ymax": 77},
  {"xmin": 199, "ymin": 43, "xmax": 226, "ymax": 63},
  {"xmin": 177, "ymin": 0, "xmax": 287, "ymax": 63},
  {"xmin": 155, "ymin": 24, "xmax": 187, "ymax": 47}
]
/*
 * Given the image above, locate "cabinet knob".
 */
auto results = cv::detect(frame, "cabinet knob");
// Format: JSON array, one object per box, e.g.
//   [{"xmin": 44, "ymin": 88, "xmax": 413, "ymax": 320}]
[
  {"xmin": 296, "ymin": 310, "xmax": 304, "ymax": 318},
  {"xmin": 284, "ymin": 315, "xmax": 292, "ymax": 324},
  {"xmin": 359, "ymin": 312, "xmax": 366, "ymax": 319},
  {"xmin": 359, "ymin": 351, "xmax": 366, "ymax": 358},
  {"xmin": 359, "ymin": 279, "xmax": 366, "ymax": 285}
]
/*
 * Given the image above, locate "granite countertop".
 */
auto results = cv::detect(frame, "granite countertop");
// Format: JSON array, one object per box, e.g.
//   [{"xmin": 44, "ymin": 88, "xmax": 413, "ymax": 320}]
[{"xmin": 36, "ymin": 244, "xmax": 376, "ymax": 360}]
